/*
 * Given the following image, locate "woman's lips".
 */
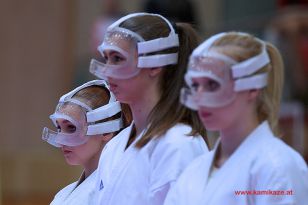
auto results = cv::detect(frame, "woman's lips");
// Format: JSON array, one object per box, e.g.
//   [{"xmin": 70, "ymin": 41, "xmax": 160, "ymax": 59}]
[
  {"xmin": 199, "ymin": 111, "xmax": 212, "ymax": 119},
  {"xmin": 62, "ymin": 149, "xmax": 72, "ymax": 155}
]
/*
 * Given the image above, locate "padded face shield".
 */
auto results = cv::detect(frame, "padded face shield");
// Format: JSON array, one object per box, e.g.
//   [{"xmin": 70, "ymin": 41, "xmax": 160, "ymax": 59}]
[
  {"xmin": 42, "ymin": 80, "xmax": 123, "ymax": 147},
  {"xmin": 90, "ymin": 12, "xmax": 179, "ymax": 80},
  {"xmin": 181, "ymin": 32, "xmax": 270, "ymax": 110},
  {"xmin": 42, "ymin": 103, "xmax": 88, "ymax": 147},
  {"xmin": 90, "ymin": 29, "xmax": 141, "ymax": 79},
  {"xmin": 181, "ymin": 56, "xmax": 237, "ymax": 109}
]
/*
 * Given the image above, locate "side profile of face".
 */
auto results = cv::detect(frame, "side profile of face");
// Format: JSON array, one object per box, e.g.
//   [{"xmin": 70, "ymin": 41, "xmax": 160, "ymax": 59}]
[
  {"xmin": 55, "ymin": 105, "xmax": 112, "ymax": 166},
  {"xmin": 108, "ymin": 69, "xmax": 157, "ymax": 104},
  {"xmin": 103, "ymin": 35, "xmax": 161, "ymax": 104}
]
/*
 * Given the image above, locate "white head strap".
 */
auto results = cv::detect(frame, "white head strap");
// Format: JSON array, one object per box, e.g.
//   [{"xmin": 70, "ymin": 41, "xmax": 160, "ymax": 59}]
[
  {"xmin": 191, "ymin": 32, "xmax": 270, "ymax": 91},
  {"xmin": 105, "ymin": 12, "xmax": 180, "ymax": 68},
  {"xmin": 59, "ymin": 80, "xmax": 122, "ymax": 135}
]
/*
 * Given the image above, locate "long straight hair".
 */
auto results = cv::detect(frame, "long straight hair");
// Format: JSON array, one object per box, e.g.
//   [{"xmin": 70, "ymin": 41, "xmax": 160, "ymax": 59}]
[{"xmin": 120, "ymin": 15, "xmax": 208, "ymax": 148}]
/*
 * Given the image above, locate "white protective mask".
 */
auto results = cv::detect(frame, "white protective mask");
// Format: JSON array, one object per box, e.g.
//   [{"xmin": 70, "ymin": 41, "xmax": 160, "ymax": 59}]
[
  {"xmin": 89, "ymin": 12, "xmax": 179, "ymax": 79},
  {"xmin": 42, "ymin": 80, "xmax": 123, "ymax": 147},
  {"xmin": 181, "ymin": 32, "xmax": 270, "ymax": 110}
]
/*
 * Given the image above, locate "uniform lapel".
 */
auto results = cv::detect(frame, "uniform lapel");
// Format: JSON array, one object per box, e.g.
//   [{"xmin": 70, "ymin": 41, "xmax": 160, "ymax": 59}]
[
  {"xmin": 101, "ymin": 123, "xmax": 146, "ymax": 203},
  {"xmin": 65, "ymin": 170, "xmax": 96, "ymax": 203}
]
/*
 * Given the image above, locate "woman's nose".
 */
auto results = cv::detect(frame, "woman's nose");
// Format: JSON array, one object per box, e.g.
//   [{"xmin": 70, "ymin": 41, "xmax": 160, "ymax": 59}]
[{"xmin": 195, "ymin": 85, "xmax": 205, "ymax": 93}]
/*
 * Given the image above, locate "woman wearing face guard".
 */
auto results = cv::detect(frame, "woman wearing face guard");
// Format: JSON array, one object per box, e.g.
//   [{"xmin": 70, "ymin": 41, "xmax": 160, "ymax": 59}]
[
  {"xmin": 42, "ymin": 80, "xmax": 131, "ymax": 205},
  {"xmin": 90, "ymin": 13, "xmax": 209, "ymax": 205},
  {"xmin": 164, "ymin": 32, "xmax": 308, "ymax": 205}
]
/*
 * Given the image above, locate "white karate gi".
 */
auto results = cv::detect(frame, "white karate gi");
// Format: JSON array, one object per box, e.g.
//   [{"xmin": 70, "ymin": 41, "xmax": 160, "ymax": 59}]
[
  {"xmin": 50, "ymin": 170, "xmax": 97, "ymax": 205},
  {"xmin": 164, "ymin": 121, "xmax": 308, "ymax": 205},
  {"xmin": 95, "ymin": 123, "xmax": 209, "ymax": 205}
]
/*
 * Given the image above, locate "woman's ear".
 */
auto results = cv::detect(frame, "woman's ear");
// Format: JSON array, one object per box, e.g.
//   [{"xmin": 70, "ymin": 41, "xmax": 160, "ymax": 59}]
[{"xmin": 149, "ymin": 67, "xmax": 162, "ymax": 77}]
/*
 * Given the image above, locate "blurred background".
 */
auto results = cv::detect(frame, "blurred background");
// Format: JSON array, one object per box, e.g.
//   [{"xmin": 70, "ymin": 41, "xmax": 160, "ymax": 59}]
[{"xmin": 0, "ymin": 0, "xmax": 307, "ymax": 204}]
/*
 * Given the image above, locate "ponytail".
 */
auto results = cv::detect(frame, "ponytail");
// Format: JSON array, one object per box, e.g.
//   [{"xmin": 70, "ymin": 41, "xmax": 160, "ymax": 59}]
[
  {"xmin": 136, "ymin": 23, "xmax": 208, "ymax": 147},
  {"xmin": 257, "ymin": 43, "xmax": 284, "ymax": 136}
]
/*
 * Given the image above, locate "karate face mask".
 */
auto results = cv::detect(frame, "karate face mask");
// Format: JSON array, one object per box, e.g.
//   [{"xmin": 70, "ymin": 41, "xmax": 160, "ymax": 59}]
[
  {"xmin": 181, "ymin": 32, "xmax": 270, "ymax": 110},
  {"xmin": 42, "ymin": 80, "xmax": 123, "ymax": 147},
  {"xmin": 90, "ymin": 29, "xmax": 140, "ymax": 79},
  {"xmin": 90, "ymin": 12, "xmax": 179, "ymax": 80},
  {"xmin": 42, "ymin": 103, "xmax": 88, "ymax": 147},
  {"xmin": 181, "ymin": 56, "xmax": 237, "ymax": 109}
]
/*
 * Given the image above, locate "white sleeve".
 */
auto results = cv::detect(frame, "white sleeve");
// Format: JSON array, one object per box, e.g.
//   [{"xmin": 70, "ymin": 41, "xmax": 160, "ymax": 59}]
[{"xmin": 148, "ymin": 136, "xmax": 206, "ymax": 205}]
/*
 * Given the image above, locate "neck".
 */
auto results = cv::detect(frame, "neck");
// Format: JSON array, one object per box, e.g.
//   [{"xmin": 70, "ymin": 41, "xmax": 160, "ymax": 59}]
[
  {"xmin": 215, "ymin": 114, "xmax": 259, "ymax": 167},
  {"xmin": 83, "ymin": 145, "xmax": 105, "ymax": 179},
  {"xmin": 129, "ymin": 85, "xmax": 161, "ymax": 137}
]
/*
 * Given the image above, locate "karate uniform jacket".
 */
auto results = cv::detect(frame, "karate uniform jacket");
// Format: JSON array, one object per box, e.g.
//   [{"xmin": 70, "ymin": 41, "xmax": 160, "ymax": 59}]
[
  {"xmin": 95, "ymin": 123, "xmax": 209, "ymax": 205},
  {"xmin": 50, "ymin": 170, "xmax": 97, "ymax": 205},
  {"xmin": 164, "ymin": 121, "xmax": 308, "ymax": 205}
]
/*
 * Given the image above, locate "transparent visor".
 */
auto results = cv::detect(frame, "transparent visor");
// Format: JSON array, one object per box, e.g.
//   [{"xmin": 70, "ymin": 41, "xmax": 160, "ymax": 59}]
[
  {"xmin": 90, "ymin": 29, "xmax": 140, "ymax": 79},
  {"xmin": 42, "ymin": 103, "xmax": 88, "ymax": 147},
  {"xmin": 181, "ymin": 57, "xmax": 237, "ymax": 109}
]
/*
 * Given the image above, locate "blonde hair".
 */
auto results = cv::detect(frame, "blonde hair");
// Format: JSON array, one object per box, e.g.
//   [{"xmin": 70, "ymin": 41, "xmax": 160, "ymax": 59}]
[
  {"xmin": 120, "ymin": 15, "xmax": 208, "ymax": 147},
  {"xmin": 212, "ymin": 32, "xmax": 284, "ymax": 135}
]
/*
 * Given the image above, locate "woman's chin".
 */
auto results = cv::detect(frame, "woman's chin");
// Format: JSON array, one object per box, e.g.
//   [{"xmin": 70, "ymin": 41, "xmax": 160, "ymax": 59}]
[{"xmin": 64, "ymin": 157, "xmax": 80, "ymax": 166}]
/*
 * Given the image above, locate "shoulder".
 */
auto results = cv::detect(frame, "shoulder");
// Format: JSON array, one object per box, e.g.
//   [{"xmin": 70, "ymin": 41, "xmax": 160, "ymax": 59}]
[
  {"xmin": 159, "ymin": 123, "xmax": 208, "ymax": 149},
  {"xmin": 250, "ymin": 138, "xmax": 308, "ymax": 204},
  {"xmin": 147, "ymin": 124, "xmax": 209, "ymax": 191},
  {"xmin": 253, "ymin": 134, "xmax": 307, "ymax": 175},
  {"xmin": 163, "ymin": 123, "xmax": 193, "ymax": 138},
  {"xmin": 148, "ymin": 123, "xmax": 208, "ymax": 159},
  {"xmin": 247, "ymin": 122, "xmax": 307, "ymax": 174},
  {"xmin": 178, "ymin": 151, "xmax": 214, "ymax": 181},
  {"xmin": 250, "ymin": 127, "xmax": 308, "ymax": 195}
]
